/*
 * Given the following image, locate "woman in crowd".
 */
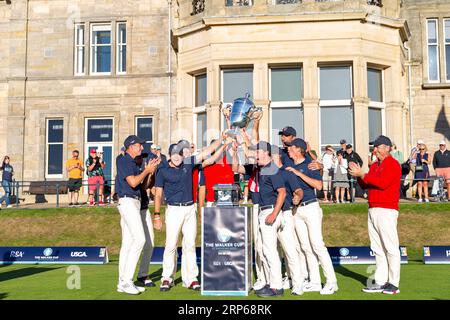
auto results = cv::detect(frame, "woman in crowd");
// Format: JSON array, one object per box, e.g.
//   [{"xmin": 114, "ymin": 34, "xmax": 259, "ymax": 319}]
[
  {"xmin": 0, "ymin": 156, "xmax": 14, "ymax": 208},
  {"xmin": 413, "ymin": 143, "xmax": 431, "ymax": 202},
  {"xmin": 333, "ymin": 151, "xmax": 349, "ymax": 203},
  {"xmin": 321, "ymin": 145, "xmax": 335, "ymax": 202}
]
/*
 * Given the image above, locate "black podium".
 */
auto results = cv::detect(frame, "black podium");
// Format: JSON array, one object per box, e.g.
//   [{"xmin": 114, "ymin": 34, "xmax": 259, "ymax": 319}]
[{"xmin": 201, "ymin": 206, "xmax": 252, "ymax": 296}]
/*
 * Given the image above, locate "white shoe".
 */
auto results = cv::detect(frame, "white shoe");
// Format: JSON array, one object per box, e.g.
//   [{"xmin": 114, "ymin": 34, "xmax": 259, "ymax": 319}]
[
  {"xmin": 253, "ymin": 279, "xmax": 266, "ymax": 291},
  {"xmin": 424, "ymin": 198, "xmax": 430, "ymax": 203},
  {"xmin": 303, "ymin": 282, "xmax": 322, "ymax": 292},
  {"xmin": 291, "ymin": 286, "xmax": 304, "ymax": 296},
  {"xmin": 6, "ymin": 205, "xmax": 13, "ymax": 208},
  {"xmin": 320, "ymin": 282, "xmax": 338, "ymax": 295},
  {"xmin": 117, "ymin": 281, "xmax": 141, "ymax": 295},
  {"xmin": 282, "ymin": 277, "xmax": 292, "ymax": 290},
  {"xmin": 418, "ymin": 199, "xmax": 423, "ymax": 203},
  {"xmin": 134, "ymin": 284, "xmax": 145, "ymax": 293}
]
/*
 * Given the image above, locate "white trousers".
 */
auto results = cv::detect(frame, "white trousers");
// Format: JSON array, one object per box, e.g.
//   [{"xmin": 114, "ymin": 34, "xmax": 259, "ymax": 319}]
[
  {"xmin": 161, "ymin": 205, "xmax": 198, "ymax": 286},
  {"xmin": 252, "ymin": 204, "xmax": 269, "ymax": 284},
  {"xmin": 294, "ymin": 202, "xmax": 337, "ymax": 284},
  {"xmin": 282, "ymin": 211, "xmax": 309, "ymax": 281},
  {"xmin": 137, "ymin": 208, "xmax": 155, "ymax": 278},
  {"xmin": 118, "ymin": 197, "xmax": 146, "ymax": 283},
  {"xmin": 368, "ymin": 207, "xmax": 401, "ymax": 287},
  {"xmin": 259, "ymin": 208, "xmax": 303, "ymax": 290}
]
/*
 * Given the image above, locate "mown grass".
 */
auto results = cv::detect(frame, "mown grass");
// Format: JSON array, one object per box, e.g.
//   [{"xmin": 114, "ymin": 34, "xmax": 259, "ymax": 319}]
[{"xmin": 0, "ymin": 203, "xmax": 449, "ymax": 260}]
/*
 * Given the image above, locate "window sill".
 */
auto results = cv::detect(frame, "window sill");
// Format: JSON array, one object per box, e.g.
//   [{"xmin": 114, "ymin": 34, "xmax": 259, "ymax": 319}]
[{"xmin": 422, "ymin": 83, "xmax": 450, "ymax": 89}]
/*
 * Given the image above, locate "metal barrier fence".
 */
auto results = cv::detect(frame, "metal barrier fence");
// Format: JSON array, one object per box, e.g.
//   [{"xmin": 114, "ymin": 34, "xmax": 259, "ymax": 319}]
[{"xmin": 0, "ymin": 176, "xmax": 448, "ymax": 209}]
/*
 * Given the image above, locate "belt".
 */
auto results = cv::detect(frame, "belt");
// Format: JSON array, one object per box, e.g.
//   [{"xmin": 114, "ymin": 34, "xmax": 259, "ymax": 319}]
[
  {"xmin": 120, "ymin": 195, "xmax": 141, "ymax": 201},
  {"xmin": 260, "ymin": 205, "xmax": 275, "ymax": 211},
  {"xmin": 283, "ymin": 206, "xmax": 293, "ymax": 211},
  {"xmin": 168, "ymin": 201, "xmax": 194, "ymax": 207},
  {"xmin": 299, "ymin": 199, "xmax": 318, "ymax": 207}
]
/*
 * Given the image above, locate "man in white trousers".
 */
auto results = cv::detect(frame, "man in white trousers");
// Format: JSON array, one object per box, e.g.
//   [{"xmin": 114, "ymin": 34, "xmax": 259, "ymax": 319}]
[
  {"xmin": 153, "ymin": 136, "xmax": 226, "ymax": 292},
  {"xmin": 115, "ymin": 135, "xmax": 160, "ymax": 295},
  {"xmin": 349, "ymin": 135, "xmax": 402, "ymax": 295},
  {"xmin": 285, "ymin": 138, "xmax": 338, "ymax": 295}
]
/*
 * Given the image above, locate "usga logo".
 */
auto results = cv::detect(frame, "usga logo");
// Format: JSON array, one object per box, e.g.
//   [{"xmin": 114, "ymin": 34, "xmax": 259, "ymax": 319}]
[
  {"xmin": 339, "ymin": 248, "xmax": 350, "ymax": 257},
  {"xmin": 217, "ymin": 228, "xmax": 232, "ymax": 243},
  {"xmin": 43, "ymin": 248, "xmax": 53, "ymax": 257},
  {"xmin": 71, "ymin": 252, "xmax": 87, "ymax": 258}
]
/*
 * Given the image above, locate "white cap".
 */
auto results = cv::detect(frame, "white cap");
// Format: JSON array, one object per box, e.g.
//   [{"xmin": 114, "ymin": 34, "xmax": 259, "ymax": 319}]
[
  {"xmin": 97, "ymin": 146, "xmax": 103, "ymax": 153},
  {"xmin": 417, "ymin": 139, "xmax": 424, "ymax": 145},
  {"xmin": 150, "ymin": 144, "xmax": 157, "ymax": 149},
  {"xmin": 440, "ymin": 140, "xmax": 446, "ymax": 145}
]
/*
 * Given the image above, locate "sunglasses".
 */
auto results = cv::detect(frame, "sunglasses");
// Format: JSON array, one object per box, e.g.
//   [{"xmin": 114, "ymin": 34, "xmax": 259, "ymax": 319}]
[{"xmin": 419, "ymin": 148, "xmax": 425, "ymax": 151}]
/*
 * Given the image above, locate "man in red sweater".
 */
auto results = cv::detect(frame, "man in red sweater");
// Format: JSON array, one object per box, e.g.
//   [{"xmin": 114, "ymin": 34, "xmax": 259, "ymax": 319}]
[{"xmin": 348, "ymin": 135, "xmax": 402, "ymax": 295}]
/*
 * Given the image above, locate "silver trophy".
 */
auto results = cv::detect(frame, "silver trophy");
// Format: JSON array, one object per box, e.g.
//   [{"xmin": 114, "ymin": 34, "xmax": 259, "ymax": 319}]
[{"xmin": 223, "ymin": 92, "xmax": 262, "ymax": 137}]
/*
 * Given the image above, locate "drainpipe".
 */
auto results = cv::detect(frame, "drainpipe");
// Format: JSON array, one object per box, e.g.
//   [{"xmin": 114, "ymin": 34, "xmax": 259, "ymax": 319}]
[
  {"xmin": 21, "ymin": 0, "xmax": 30, "ymax": 183},
  {"xmin": 403, "ymin": 41, "xmax": 413, "ymax": 151},
  {"xmin": 167, "ymin": 0, "xmax": 173, "ymax": 144}
]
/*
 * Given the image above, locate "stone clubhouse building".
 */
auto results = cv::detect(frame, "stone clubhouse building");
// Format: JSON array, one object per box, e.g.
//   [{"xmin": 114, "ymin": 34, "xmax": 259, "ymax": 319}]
[{"xmin": 0, "ymin": 0, "xmax": 450, "ymax": 187}]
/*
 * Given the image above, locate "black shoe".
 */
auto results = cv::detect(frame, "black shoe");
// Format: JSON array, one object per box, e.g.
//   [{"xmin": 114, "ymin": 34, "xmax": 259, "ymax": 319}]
[
  {"xmin": 382, "ymin": 283, "xmax": 400, "ymax": 295},
  {"xmin": 362, "ymin": 282, "xmax": 387, "ymax": 293},
  {"xmin": 68, "ymin": 202, "xmax": 73, "ymax": 207},
  {"xmin": 257, "ymin": 286, "xmax": 284, "ymax": 297},
  {"xmin": 74, "ymin": 202, "xmax": 80, "ymax": 206},
  {"xmin": 254, "ymin": 284, "xmax": 270, "ymax": 294},
  {"xmin": 137, "ymin": 275, "xmax": 156, "ymax": 287}
]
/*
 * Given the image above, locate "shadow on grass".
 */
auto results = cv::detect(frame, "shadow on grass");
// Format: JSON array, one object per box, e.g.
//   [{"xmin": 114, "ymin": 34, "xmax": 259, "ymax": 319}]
[
  {"xmin": 334, "ymin": 265, "xmax": 368, "ymax": 286},
  {"xmin": 146, "ymin": 267, "xmax": 183, "ymax": 286},
  {"xmin": 0, "ymin": 293, "xmax": 8, "ymax": 300},
  {"xmin": 0, "ymin": 266, "xmax": 61, "ymax": 283}
]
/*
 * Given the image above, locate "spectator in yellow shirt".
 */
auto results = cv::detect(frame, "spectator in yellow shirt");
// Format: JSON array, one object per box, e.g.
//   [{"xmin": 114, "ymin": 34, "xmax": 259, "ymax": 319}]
[{"xmin": 66, "ymin": 150, "xmax": 84, "ymax": 207}]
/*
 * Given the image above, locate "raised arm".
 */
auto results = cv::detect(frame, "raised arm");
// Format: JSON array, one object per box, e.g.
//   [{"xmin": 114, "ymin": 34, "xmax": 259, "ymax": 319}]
[{"xmin": 195, "ymin": 135, "xmax": 225, "ymax": 163}]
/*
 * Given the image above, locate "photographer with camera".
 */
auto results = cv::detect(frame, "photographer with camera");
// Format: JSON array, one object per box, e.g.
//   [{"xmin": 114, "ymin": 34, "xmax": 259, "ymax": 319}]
[{"xmin": 86, "ymin": 148, "xmax": 106, "ymax": 206}]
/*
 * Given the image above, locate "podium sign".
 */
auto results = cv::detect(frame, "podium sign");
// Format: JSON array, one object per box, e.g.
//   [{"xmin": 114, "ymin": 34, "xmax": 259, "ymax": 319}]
[{"xmin": 201, "ymin": 206, "xmax": 252, "ymax": 296}]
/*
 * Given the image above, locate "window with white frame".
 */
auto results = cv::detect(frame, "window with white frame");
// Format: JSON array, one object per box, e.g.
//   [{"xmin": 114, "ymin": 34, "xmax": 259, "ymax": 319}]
[
  {"xmin": 136, "ymin": 117, "xmax": 154, "ymax": 154},
  {"xmin": 427, "ymin": 19, "xmax": 440, "ymax": 82},
  {"xmin": 444, "ymin": 19, "xmax": 450, "ymax": 82},
  {"xmin": 90, "ymin": 24, "xmax": 112, "ymax": 74},
  {"xmin": 116, "ymin": 22, "xmax": 127, "ymax": 74},
  {"xmin": 221, "ymin": 68, "xmax": 253, "ymax": 130},
  {"xmin": 74, "ymin": 24, "xmax": 85, "ymax": 76},
  {"xmin": 270, "ymin": 67, "xmax": 304, "ymax": 145},
  {"xmin": 46, "ymin": 119, "xmax": 64, "ymax": 178},
  {"xmin": 194, "ymin": 74, "xmax": 208, "ymax": 148},
  {"xmin": 367, "ymin": 68, "xmax": 385, "ymax": 143},
  {"xmin": 319, "ymin": 65, "xmax": 354, "ymax": 151}
]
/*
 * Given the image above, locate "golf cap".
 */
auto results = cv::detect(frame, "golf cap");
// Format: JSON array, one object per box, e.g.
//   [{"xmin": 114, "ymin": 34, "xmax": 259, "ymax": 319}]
[
  {"xmin": 168, "ymin": 143, "xmax": 183, "ymax": 156},
  {"xmin": 124, "ymin": 135, "xmax": 146, "ymax": 149},
  {"xmin": 120, "ymin": 146, "xmax": 126, "ymax": 152},
  {"xmin": 370, "ymin": 135, "xmax": 393, "ymax": 148},
  {"xmin": 285, "ymin": 138, "xmax": 307, "ymax": 150},
  {"xmin": 346, "ymin": 144, "xmax": 353, "ymax": 149},
  {"xmin": 156, "ymin": 145, "xmax": 161, "ymax": 151},
  {"xmin": 417, "ymin": 139, "xmax": 424, "ymax": 145},
  {"xmin": 90, "ymin": 148, "xmax": 97, "ymax": 154},
  {"xmin": 250, "ymin": 141, "xmax": 272, "ymax": 154},
  {"xmin": 270, "ymin": 144, "xmax": 280, "ymax": 156},
  {"xmin": 151, "ymin": 144, "xmax": 157, "ymax": 149},
  {"xmin": 278, "ymin": 126, "xmax": 297, "ymax": 137},
  {"xmin": 340, "ymin": 139, "xmax": 347, "ymax": 145},
  {"xmin": 439, "ymin": 140, "xmax": 446, "ymax": 145}
]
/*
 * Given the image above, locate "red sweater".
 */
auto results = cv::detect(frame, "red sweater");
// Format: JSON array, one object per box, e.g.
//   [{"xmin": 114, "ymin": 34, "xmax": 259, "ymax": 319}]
[
  {"xmin": 357, "ymin": 155, "xmax": 401, "ymax": 210},
  {"xmin": 203, "ymin": 156, "xmax": 234, "ymax": 202}
]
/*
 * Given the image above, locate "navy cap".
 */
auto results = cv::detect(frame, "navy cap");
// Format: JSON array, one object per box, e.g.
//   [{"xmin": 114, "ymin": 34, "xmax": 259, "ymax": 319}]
[
  {"xmin": 168, "ymin": 143, "xmax": 183, "ymax": 156},
  {"xmin": 340, "ymin": 139, "xmax": 347, "ymax": 145},
  {"xmin": 370, "ymin": 135, "xmax": 392, "ymax": 147},
  {"xmin": 250, "ymin": 141, "xmax": 271, "ymax": 154},
  {"xmin": 177, "ymin": 139, "xmax": 190, "ymax": 150},
  {"xmin": 124, "ymin": 135, "xmax": 145, "ymax": 149},
  {"xmin": 346, "ymin": 144, "xmax": 353, "ymax": 149},
  {"xmin": 278, "ymin": 126, "xmax": 297, "ymax": 137},
  {"xmin": 285, "ymin": 138, "xmax": 307, "ymax": 150},
  {"xmin": 271, "ymin": 144, "xmax": 280, "ymax": 155}
]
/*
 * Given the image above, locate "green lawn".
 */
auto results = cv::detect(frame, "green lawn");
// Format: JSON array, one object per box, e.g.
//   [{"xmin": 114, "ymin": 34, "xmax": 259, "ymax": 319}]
[{"xmin": 0, "ymin": 203, "xmax": 449, "ymax": 300}]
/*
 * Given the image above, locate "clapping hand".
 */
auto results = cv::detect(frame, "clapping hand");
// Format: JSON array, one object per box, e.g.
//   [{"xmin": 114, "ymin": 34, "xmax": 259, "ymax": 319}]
[
  {"xmin": 145, "ymin": 158, "xmax": 160, "ymax": 175},
  {"xmin": 348, "ymin": 162, "xmax": 364, "ymax": 178}
]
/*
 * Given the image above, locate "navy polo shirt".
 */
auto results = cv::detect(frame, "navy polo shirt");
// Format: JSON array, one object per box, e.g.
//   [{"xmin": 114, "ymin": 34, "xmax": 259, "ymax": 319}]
[
  {"xmin": 256, "ymin": 162, "xmax": 286, "ymax": 207},
  {"xmin": 281, "ymin": 148, "xmax": 295, "ymax": 167},
  {"xmin": 291, "ymin": 158, "xmax": 322, "ymax": 202},
  {"xmin": 155, "ymin": 155, "xmax": 199, "ymax": 204},
  {"xmin": 280, "ymin": 168, "xmax": 302, "ymax": 210},
  {"xmin": 244, "ymin": 164, "xmax": 260, "ymax": 205},
  {"xmin": 1, "ymin": 164, "xmax": 13, "ymax": 182},
  {"xmin": 115, "ymin": 153, "xmax": 141, "ymax": 198}
]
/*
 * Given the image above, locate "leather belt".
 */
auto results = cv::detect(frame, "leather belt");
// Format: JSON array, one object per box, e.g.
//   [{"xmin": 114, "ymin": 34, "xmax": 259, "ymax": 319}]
[
  {"xmin": 168, "ymin": 201, "xmax": 194, "ymax": 207},
  {"xmin": 299, "ymin": 199, "xmax": 318, "ymax": 207},
  {"xmin": 260, "ymin": 205, "xmax": 275, "ymax": 211}
]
